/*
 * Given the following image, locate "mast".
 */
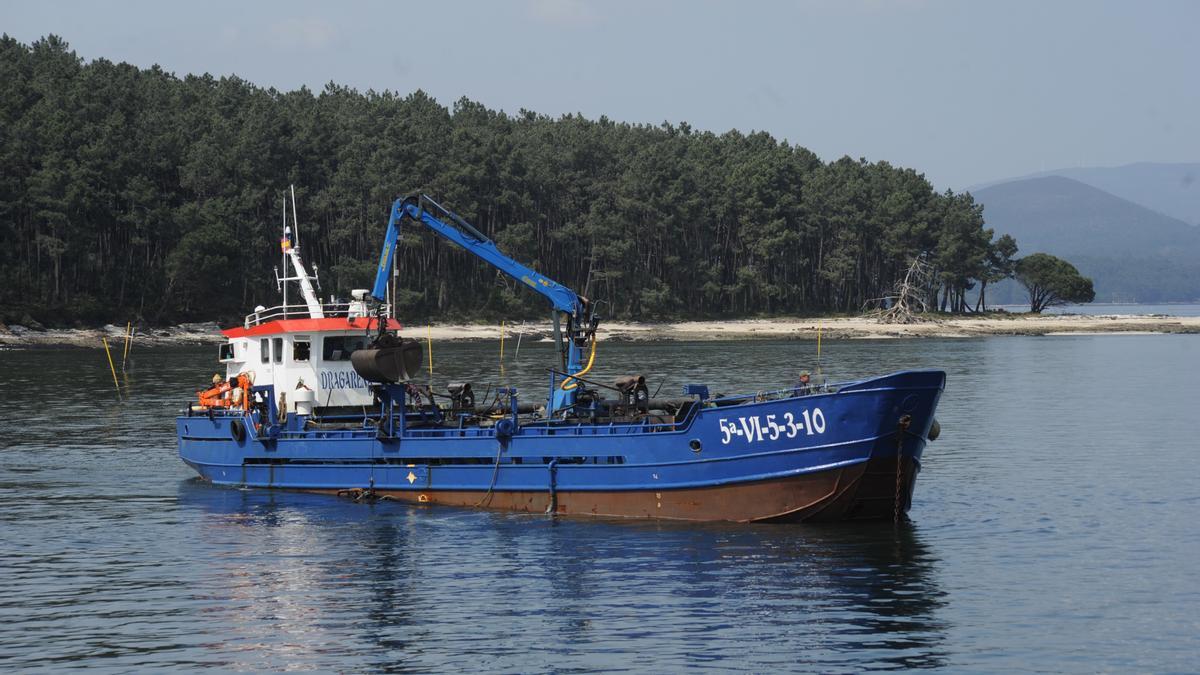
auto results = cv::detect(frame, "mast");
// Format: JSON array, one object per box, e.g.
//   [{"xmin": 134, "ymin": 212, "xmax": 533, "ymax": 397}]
[
  {"xmin": 281, "ymin": 197, "xmax": 288, "ymax": 313},
  {"xmin": 276, "ymin": 186, "xmax": 324, "ymax": 319}
]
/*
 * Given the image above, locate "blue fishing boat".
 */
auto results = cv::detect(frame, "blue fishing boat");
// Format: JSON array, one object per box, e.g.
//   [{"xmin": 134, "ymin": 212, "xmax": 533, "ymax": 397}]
[{"xmin": 177, "ymin": 194, "xmax": 944, "ymax": 522}]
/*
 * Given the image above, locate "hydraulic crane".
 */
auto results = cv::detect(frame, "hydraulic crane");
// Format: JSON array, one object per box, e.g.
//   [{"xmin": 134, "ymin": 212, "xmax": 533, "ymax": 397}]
[{"xmin": 360, "ymin": 194, "xmax": 598, "ymax": 416}]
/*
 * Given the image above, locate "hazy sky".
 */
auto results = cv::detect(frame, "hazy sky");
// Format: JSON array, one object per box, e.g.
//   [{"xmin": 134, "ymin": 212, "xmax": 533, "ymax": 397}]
[{"xmin": 3, "ymin": 0, "xmax": 1197, "ymax": 188}]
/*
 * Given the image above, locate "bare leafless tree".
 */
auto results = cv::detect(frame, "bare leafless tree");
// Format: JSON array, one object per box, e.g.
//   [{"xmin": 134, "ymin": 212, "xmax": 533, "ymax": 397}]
[{"xmin": 864, "ymin": 256, "xmax": 935, "ymax": 324}]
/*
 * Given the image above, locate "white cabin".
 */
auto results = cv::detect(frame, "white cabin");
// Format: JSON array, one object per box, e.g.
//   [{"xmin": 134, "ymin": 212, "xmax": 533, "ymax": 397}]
[{"xmin": 217, "ymin": 299, "xmax": 399, "ymax": 410}]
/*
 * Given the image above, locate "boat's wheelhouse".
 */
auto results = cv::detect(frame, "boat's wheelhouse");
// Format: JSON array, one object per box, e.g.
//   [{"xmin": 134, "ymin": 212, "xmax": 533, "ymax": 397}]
[
  {"xmin": 202, "ymin": 199, "xmax": 403, "ymax": 412},
  {"xmin": 217, "ymin": 295, "xmax": 400, "ymax": 410}
]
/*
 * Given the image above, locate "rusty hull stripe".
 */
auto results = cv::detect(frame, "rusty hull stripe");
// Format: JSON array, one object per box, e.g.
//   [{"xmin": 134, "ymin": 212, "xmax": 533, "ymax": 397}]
[{"xmin": 309, "ymin": 457, "xmax": 918, "ymax": 523}]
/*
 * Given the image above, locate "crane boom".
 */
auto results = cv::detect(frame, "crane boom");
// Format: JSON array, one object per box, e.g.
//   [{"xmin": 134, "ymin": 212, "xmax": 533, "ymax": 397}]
[
  {"xmin": 371, "ymin": 195, "xmax": 584, "ymax": 317},
  {"xmin": 369, "ymin": 195, "xmax": 596, "ymax": 416}
]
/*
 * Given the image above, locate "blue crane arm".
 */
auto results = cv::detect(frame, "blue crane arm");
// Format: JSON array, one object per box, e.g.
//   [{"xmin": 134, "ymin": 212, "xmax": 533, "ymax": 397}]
[
  {"xmin": 370, "ymin": 195, "xmax": 584, "ymax": 317},
  {"xmin": 368, "ymin": 195, "xmax": 595, "ymax": 417}
]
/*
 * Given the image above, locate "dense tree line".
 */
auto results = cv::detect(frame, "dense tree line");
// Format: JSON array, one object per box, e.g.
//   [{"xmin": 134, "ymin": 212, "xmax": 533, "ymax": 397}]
[{"xmin": 2, "ymin": 36, "xmax": 1034, "ymax": 327}]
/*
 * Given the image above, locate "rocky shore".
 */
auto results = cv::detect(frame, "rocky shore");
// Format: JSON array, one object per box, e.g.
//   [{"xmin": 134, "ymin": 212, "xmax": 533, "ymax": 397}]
[
  {"xmin": 0, "ymin": 322, "xmax": 226, "ymax": 348},
  {"xmin": 2, "ymin": 313, "xmax": 1198, "ymax": 349}
]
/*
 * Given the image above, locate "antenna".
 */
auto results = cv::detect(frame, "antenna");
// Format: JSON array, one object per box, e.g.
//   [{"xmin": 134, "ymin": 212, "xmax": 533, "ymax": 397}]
[{"xmin": 290, "ymin": 184, "xmax": 300, "ymax": 249}]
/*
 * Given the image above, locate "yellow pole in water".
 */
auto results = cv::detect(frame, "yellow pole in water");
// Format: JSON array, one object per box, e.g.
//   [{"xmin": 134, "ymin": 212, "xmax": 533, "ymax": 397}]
[
  {"xmin": 102, "ymin": 338, "xmax": 121, "ymax": 396},
  {"xmin": 121, "ymin": 321, "xmax": 132, "ymax": 371}
]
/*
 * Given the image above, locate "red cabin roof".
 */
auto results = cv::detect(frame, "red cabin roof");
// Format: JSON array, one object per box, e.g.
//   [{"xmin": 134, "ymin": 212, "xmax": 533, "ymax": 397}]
[{"xmin": 222, "ymin": 317, "xmax": 402, "ymax": 338}]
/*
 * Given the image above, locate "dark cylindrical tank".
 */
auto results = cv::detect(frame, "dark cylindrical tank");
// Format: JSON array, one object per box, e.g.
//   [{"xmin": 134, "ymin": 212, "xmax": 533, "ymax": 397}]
[{"xmin": 351, "ymin": 338, "xmax": 423, "ymax": 383}]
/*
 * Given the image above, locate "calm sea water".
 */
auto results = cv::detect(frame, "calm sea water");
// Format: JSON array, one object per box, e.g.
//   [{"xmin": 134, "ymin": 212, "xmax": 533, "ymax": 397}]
[{"xmin": 2, "ymin": 335, "xmax": 1198, "ymax": 672}]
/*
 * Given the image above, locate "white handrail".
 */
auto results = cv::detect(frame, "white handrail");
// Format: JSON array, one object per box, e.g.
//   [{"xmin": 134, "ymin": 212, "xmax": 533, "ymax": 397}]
[{"xmin": 244, "ymin": 301, "xmax": 392, "ymax": 328}]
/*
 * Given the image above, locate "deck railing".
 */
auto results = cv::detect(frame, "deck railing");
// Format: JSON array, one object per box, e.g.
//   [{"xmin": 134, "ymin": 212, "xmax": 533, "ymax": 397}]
[
  {"xmin": 243, "ymin": 301, "xmax": 391, "ymax": 327},
  {"xmin": 710, "ymin": 381, "xmax": 843, "ymax": 405}
]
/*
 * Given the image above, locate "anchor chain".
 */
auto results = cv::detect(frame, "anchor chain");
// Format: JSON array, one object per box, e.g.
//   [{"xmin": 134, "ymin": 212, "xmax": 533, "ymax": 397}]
[{"xmin": 895, "ymin": 414, "xmax": 912, "ymax": 524}]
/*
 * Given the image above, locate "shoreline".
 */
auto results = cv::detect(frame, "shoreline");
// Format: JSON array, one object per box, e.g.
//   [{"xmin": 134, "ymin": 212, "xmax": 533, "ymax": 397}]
[{"xmin": 2, "ymin": 314, "xmax": 1199, "ymax": 349}]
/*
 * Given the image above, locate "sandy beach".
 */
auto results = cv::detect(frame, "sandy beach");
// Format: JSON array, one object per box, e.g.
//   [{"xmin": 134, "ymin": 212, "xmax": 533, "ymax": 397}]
[{"xmin": 2, "ymin": 313, "xmax": 1198, "ymax": 348}]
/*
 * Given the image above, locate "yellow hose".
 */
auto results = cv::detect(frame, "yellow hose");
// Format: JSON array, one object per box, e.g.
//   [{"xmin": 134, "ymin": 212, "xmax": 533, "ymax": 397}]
[{"xmin": 560, "ymin": 336, "xmax": 597, "ymax": 390}]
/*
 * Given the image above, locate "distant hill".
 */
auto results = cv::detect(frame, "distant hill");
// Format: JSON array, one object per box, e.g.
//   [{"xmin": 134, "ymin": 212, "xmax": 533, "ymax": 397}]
[
  {"xmin": 970, "ymin": 162, "xmax": 1200, "ymax": 225},
  {"xmin": 973, "ymin": 176, "xmax": 1200, "ymax": 303}
]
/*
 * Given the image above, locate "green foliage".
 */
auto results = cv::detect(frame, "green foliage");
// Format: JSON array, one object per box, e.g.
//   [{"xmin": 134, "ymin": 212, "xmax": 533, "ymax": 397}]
[
  {"xmin": 0, "ymin": 35, "xmax": 1049, "ymax": 326},
  {"xmin": 1014, "ymin": 252, "xmax": 1096, "ymax": 312},
  {"xmin": 974, "ymin": 233, "xmax": 1018, "ymax": 311}
]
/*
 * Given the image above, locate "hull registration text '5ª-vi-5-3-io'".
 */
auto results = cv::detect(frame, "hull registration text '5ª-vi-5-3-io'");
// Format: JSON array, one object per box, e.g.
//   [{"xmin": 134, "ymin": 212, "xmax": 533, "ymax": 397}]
[{"xmin": 719, "ymin": 409, "xmax": 826, "ymax": 444}]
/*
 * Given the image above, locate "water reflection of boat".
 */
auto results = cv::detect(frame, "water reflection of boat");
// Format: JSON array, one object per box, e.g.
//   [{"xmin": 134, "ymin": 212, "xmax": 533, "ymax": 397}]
[
  {"xmin": 536, "ymin": 520, "xmax": 948, "ymax": 668},
  {"xmin": 178, "ymin": 481, "xmax": 946, "ymax": 670}
]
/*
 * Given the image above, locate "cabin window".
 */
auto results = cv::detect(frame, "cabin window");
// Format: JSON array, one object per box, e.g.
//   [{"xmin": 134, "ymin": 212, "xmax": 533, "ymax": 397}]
[
  {"xmin": 273, "ymin": 337, "xmax": 283, "ymax": 364},
  {"xmin": 323, "ymin": 335, "xmax": 368, "ymax": 361},
  {"xmin": 219, "ymin": 342, "xmax": 236, "ymax": 362},
  {"xmin": 260, "ymin": 338, "xmax": 269, "ymax": 364},
  {"xmin": 293, "ymin": 336, "xmax": 311, "ymax": 363}
]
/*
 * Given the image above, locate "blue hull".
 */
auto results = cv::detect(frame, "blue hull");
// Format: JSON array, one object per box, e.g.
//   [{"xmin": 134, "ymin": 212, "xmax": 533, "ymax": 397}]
[{"xmin": 177, "ymin": 370, "xmax": 945, "ymax": 522}]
